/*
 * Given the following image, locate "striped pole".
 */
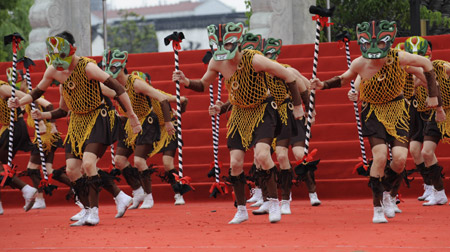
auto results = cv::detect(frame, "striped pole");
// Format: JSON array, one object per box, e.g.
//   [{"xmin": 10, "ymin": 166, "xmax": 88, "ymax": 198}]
[
  {"xmin": 343, "ymin": 39, "xmax": 368, "ymax": 166},
  {"xmin": 303, "ymin": 19, "xmax": 321, "ymax": 157},
  {"xmin": 209, "ymin": 74, "xmax": 223, "ymax": 183},
  {"xmin": 4, "ymin": 34, "xmax": 23, "ymax": 168},
  {"xmin": 24, "ymin": 58, "xmax": 49, "ymax": 179},
  {"xmin": 173, "ymin": 47, "xmax": 184, "ymax": 178}
]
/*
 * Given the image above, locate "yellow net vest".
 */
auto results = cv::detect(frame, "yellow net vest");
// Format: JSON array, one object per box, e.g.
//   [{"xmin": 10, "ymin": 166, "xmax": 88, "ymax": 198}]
[
  {"xmin": 25, "ymin": 103, "xmax": 60, "ymax": 154},
  {"xmin": 149, "ymin": 89, "xmax": 176, "ymax": 157},
  {"xmin": 267, "ymin": 62, "xmax": 291, "ymax": 126},
  {"xmin": 433, "ymin": 60, "xmax": 450, "ymax": 142},
  {"xmin": 0, "ymin": 81, "xmax": 18, "ymax": 136},
  {"xmin": 62, "ymin": 57, "xmax": 103, "ymax": 156},
  {"xmin": 360, "ymin": 49, "xmax": 409, "ymax": 143},
  {"xmin": 403, "ymin": 73, "xmax": 414, "ymax": 100},
  {"xmin": 118, "ymin": 74, "xmax": 153, "ymax": 149},
  {"xmin": 226, "ymin": 49, "xmax": 270, "ymax": 150}
]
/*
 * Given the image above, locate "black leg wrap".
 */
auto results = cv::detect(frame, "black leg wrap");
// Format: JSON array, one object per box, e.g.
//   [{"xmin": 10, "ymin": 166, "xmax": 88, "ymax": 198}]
[
  {"xmin": 429, "ymin": 163, "xmax": 444, "ymax": 191},
  {"xmin": 246, "ymin": 163, "xmax": 258, "ymax": 184},
  {"xmin": 294, "ymin": 160, "xmax": 319, "ymax": 181},
  {"xmin": 140, "ymin": 169, "xmax": 153, "ymax": 194},
  {"xmin": 279, "ymin": 169, "xmax": 293, "ymax": 200},
  {"xmin": 0, "ymin": 175, "xmax": 12, "ymax": 187},
  {"xmin": 369, "ymin": 176, "xmax": 384, "ymax": 207},
  {"xmin": 52, "ymin": 169, "xmax": 72, "ymax": 187},
  {"xmin": 86, "ymin": 175, "xmax": 102, "ymax": 208},
  {"xmin": 98, "ymin": 169, "xmax": 120, "ymax": 197},
  {"xmin": 72, "ymin": 177, "xmax": 89, "ymax": 207},
  {"xmin": 122, "ymin": 166, "xmax": 142, "ymax": 190},
  {"xmin": 382, "ymin": 166, "xmax": 400, "ymax": 192},
  {"xmin": 229, "ymin": 171, "xmax": 247, "ymax": 206},
  {"xmin": 260, "ymin": 166, "xmax": 278, "ymax": 199},
  {"xmin": 27, "ymin": 169, "xmax": 42, "ymax": 191},
  {"xmin": 417, "ymin": 162, "xmax": 431, "ymax": 185},
  {"xmin": 159, "ymin": 169, "xmax": 177, "ymax": 185}
]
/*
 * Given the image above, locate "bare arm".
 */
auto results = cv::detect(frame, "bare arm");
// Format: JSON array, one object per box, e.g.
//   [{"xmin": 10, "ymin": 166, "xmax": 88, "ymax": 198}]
[
  {"xmin": 253, "ymin": 54, "xmax": 295, "ymax": 83},
  {"xmin": 405, "ymin": 66, "xmax": 427, "ymax": 84},
  {"xmin": 100, "ymin": 83, "xmax": 117, "ymax": 99},
  {"xmin": 172, "ymin": 63, "xmax": 218, "ymax": 92}
]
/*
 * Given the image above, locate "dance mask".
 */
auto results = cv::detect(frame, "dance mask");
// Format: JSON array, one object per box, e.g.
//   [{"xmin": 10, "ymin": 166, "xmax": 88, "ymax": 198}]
[
  {"xmin": 207, "ymin": 22, "xmax": 244, "ymax": 61},
  {"xmin": 404, "ymin": 36, "xmax": 431, "ymax": 58},
  {"xmin": 45, "ymin": 36, "xmax": 76, "ymax": 70},
  {"xmin": 102, "ymin": 49, "xmax": 128, "ymax": 79},
  {"xmin": 356, "ymin": 20, "xmax": 397, "ymax": 59},
  {"xmin": 263, "ymin": 38, "xmax": 282, "ymax": 60}
]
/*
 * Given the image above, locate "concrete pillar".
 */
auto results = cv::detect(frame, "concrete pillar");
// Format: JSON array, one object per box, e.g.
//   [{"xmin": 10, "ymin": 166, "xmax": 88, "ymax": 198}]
[
  {"xmin": 26, "ymin": 0, "xmax": 91, "ymax": 60},
  {"xmin": 249, "ymin": 0, "xmax": 316, "ymax": 45}
]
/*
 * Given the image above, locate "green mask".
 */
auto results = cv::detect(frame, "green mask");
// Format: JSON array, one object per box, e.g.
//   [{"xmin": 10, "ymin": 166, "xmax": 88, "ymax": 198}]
[
  {"xmin": 263, "ymin": 38, "xmax": 282, "ymax": 60},
  {"xmin": 404, "ymin": 36, "xmax": 430, "ymax": 58},
  {"xmin": 102, "ymin": 49, "xmax": 128, "ymax": 79},
  {"xmin": 241, "ymin": 32, "xmax": 263, "ymax": 51},
  {"xmin": 131, "ymin": 71, "xmax": 151, "ymax": 84},
  {"xmin": 356, "ymin": 20, "xmax": 397, "ymax": 59},
  {"xmin": 207, "ymin": 22, "xmax": 244, "ymax": 61},
  {"xmin": 46, "ymin": 36, "xmax": 76, "ymax": 70}
]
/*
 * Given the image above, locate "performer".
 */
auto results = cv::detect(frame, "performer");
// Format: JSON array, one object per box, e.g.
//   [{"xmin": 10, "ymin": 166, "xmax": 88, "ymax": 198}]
[
  {"xmin": 403, "ymin": 36, "xmax": 435, "ymax": 202},
  {"xmin": 131, "ymin": 71, "xmax": 189, "ymax": 206},
  {"xmin": 311, "ymin": 20, "xmax": 444, "ymax": 223},
  {"xmin": 0, "ymin": 79, "xmax": 37, "ymax": 212},
  {"xmin": 8, "ymin": 31, "xmax": 141, "ymax": 226},
  {"xmin": 102, "ymin": 50, "xmax": 175, "ymax": 210},
  {"xmin": 405, "ymin": 37, "xmax": 449, "ymax": 206},
  {"xmin": 173, "ymin": 22, "xmax": 303, "ymax": 224}
]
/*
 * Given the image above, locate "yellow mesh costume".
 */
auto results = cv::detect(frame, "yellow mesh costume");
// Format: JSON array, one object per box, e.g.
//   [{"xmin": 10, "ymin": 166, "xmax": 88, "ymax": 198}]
[
  {"xmin": 61, "ymin": 57, "xmax": 104, "ymax": 157},
  {"xmin": 149, "ymin": 90, "xmax": 176, "ymax": 157},
  {"xmin": 266, "ymin": 62, "xmax": 291, "ymax": 126},
  {"xmin": 403, "ymin": 73, "xmax": 414, "ymax": 100},
  {"xmin": 360, "ymin": 49, "xmax": 409, "ymax": 143},
  {"xmin": 24, "ymin": 104, "xmax": 61, "ymax": 154},
  {"xmin": 433, "ymin": 60, "xmax": 450, "ymax": 142},
  {"xmin": 117, "ymin": 74, "xmax": 153, "ymax": 149},
  {"xmin": 226, "ymin": 49, "xmax": 270, "ymax": 150},
  {"xmin": 0, "ymin": 81, "xmax": 19, "ymax": 137}
]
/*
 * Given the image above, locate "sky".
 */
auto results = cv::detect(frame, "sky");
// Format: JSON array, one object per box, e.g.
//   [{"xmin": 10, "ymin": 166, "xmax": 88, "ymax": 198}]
[{"xmin": 109, "ymin": 0, "xmax": 247, "ymax": 12}]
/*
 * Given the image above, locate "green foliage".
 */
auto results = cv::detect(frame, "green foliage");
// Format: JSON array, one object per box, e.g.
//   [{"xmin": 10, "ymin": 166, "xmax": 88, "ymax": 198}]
[
  {"xmin": 107, "ymin": 10, "xmax": 158, "ymax": 53},
  {"xmin": 0, "ymin": 0, "xmax": 33, "ymax": 62},
  {"xmin": 244, "ymin": 0, "xmax": 252, "ymax": 28},
  {"xmin": 317, "ymin": 0, "xmax": 410, "ymax": 42},
  {"xmin": 420, "ymin": 5, "xmax": 450, "ymax": 27}
]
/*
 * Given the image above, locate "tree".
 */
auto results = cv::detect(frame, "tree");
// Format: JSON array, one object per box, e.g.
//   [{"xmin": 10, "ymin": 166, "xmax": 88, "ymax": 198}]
[
  {"xmin": 107, "ymin": 10, "xmax": 158, "ymax": 53},
  {"xmin": 316, "ymin": 0, "xmax": 450, "ymax": 41},
  {"xmin": 0, "ymin": 0, "xmax": 33, "ymax": 62}
]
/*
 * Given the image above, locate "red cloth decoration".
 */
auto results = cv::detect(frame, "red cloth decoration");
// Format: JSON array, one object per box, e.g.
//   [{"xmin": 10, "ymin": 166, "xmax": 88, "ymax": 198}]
[
  {"xmin": 312, "ymin": 15, "xmax": 334, "ymax": 31},
  {"xmin": 1, "ymin": 164, "xmax": 16, "ymax": 187}
]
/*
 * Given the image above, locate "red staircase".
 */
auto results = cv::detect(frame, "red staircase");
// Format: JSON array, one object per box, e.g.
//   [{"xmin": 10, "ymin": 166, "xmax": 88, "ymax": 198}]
[{"xmin": 1, "ymin": 34, "xmax": 450, "ymax": 204}]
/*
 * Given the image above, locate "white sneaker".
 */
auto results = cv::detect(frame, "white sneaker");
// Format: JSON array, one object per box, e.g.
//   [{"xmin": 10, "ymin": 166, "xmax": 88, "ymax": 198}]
[
  {"xmin": 85, "ymin": 207, "xmax": 99, "ymax": 225},
  {"xmin": 382, "ymin": 191, "xmax": 395, "ymax": 218},
  {"xmin": 129, "ymin": 187, "xmax": 146, "ymax": 209},
  {"xmin": 372, "ymin": 206, "xmax": 388, "ymax": 224},
  {"xmin": 268, "ymin": 198, "xmax": 281, "ymax": 223},
  {"xmin": 418, "ymin": 184, "xmax": 433, "ymax": 201},
  {"xmin": 31, "ymin": 197, "xmax": 46, "ymax": 209},
  {"xmin": 247, "ymin": 188, "xmax": 262, "ymax": 203},
  {"xmin": 70, "ymin": 201, "xmax": 86, "ymax": 221},
  {"xmin": 252, "ymin": 201, "xmax": 270, "ymax": 215},
  {"xmin": 391, "ymin": 196, "xmax": 402, "ymax": 213},
  {"xmin": 139, "ymin": 193, "xmax": 154, "ymax": 209},
  {"xmin": 22, "ymin": 185, "xmax": 37, "ymax": 212},
  {"xmin": 0, "ymin": 201, "xmax": 3, "ymax": 215},
  {"xmin": 423, "ymin": 189, "xmax": 448, "ymax": 206},
  {"xmin": 174, "ymin": 193, "xmax": 185, "ymax": 205},
  {"xmin": 280, "ymin": 200, "xmax": 291, "ymax": 215},
  {"xmin": 70, "ymin": 208, "xmax": 90, "ymax": 227},
  {"xmin": 228, "ymin": 205, "xmax": 248, "ymax": 224},
  {"xmin": 114, "ymin": 191, "xmax": 132, "ymax": 218},
  {"xmin": 309, "ymin": 192, "xmax": 321, "ymax": 206},
  {"xmin": 250, "ymin": 198, "xmax": 264, "ymax": 207}
]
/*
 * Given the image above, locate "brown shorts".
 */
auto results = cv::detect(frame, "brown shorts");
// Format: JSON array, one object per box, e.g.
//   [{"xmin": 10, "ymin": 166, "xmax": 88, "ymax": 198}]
[
  {"xmin": 276, "ymin": 99, "xmax": 298, "ymax": 144},
  {"xmin": 361, "ymin": 101, "xmax": 409, "ymax": 146},
  {"xmin": 0, "ymin": 117, "xmax": 33, "ymax": 163},
  {"xmin": 408, "ymin": 97, "xmax": 431, "ymax": 142},
  {"xmin": 423, "ymin": 112, "xmax": 448, "ymax": 142},
  {"xmin": 227, "ymin": 97, "xmax": 279, "ymax": 151},
  {"xmin": 289, "ymin": 117, "xmax": 306, "ymax": 146}
]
